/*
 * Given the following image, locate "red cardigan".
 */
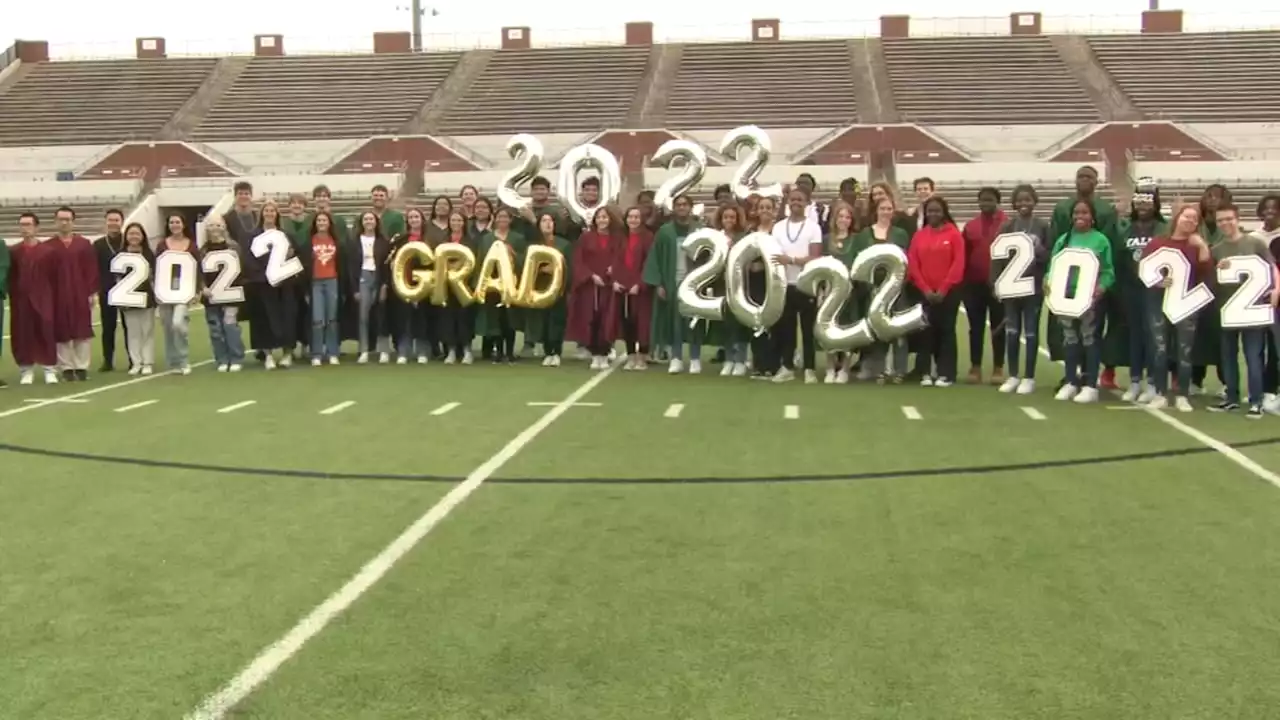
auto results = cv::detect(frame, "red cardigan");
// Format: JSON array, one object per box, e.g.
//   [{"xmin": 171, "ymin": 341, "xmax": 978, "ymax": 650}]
[
  {"xmin": 961, "ymin": 210, "xmax": 1007, "ymax": 283},
  {"xmin": 907, "ymin": 223, "xmax": 965, "ymax": 296}
]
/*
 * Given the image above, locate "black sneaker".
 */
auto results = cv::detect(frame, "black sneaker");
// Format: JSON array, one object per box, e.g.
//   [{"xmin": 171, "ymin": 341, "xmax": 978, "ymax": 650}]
[
  {"xmin": 1208, "ymin": 400, "xmax": 1239, "ymax": 413},
  {"xmin": 74, "ymin": 369, "xmax": 88, "ymax": 381},
  {"xmin": 61, "ymin": 369, "xmax": 75, "ymax": 382},
  {"xmin": 98, "ymin": 363, "xmax": 113, "ymax": 373},
  {"xmin": 1247, "ymin": 404, "xmax": 1265, "ymax": 420}
]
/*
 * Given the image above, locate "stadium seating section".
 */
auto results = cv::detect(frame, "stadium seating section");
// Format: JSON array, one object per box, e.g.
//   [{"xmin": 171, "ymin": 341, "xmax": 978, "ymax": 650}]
[
  {"xmin": 0, "ymin": 59, "xmax": 216, "ymax": 146},
  {"xmin": 191, "ymin": 53, "xmax": 462, "ymax": 141},
  {"xmin": 664, "ymin": 40, "xmax": 858, "ymax": 128},
  {"xmin": 437, "ymin": 47, "xmax": 650, "ymax": 135}
]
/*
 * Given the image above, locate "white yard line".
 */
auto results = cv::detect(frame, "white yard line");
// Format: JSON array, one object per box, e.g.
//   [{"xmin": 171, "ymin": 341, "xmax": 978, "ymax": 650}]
[
  {"xmin": 216, "ymin": 400, "xmax": 256, "ymax": 414},
  {"xmin": 526, "ymin": 401, "xmax": 602, "ymax": 407},
  {"xmin": 430, "ymin": 402, "xmax": 461, "ymax": 416},
  {"xmin": 184, "ymin": 362, "xmax": 621, "ymax": 720},
  {"xmin": 0, "ymin": 360, "xmax": 214, "ymax": 420},
  {"xmin": 663, "ymin": 403, "xmax": 684, "ymax": 418},
  {"xmin": 784, "ymin": 404, "xmax": 799, "ymax": 420},
  {"xmin": 1020, "ymin": 406, "xmax": 1046, "ymax": 421},
  {"xmin": 901, "ymin": 405, "xmax": 922, "ymax": 420},
  {"xmin": 318, "ymin": 401, "xmax": 355, "ymax": 416},
  {"xmin": 114, "ymin": 399, "xmax": 158, "ymax": 413},
  {"xmin": 23, "ymin": 397, "xmax": 89, "ymax": 404}
]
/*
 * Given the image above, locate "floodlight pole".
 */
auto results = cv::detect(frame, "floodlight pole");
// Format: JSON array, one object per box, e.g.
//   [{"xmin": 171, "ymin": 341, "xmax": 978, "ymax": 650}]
[{"xmin": 412, "ymin": 0, "xmax": 423, "ymax": 52}]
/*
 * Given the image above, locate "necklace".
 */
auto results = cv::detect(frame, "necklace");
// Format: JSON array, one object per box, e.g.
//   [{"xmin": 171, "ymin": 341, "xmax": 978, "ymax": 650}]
[{"xmin": 785, "ymin": 219, "xmax": 807, "ymax": 244}]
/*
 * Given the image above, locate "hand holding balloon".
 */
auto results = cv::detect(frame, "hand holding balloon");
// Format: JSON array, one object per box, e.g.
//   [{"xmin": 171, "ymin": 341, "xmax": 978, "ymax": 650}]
[{"xmin": 725, "ymin": 231, "xmax": 786, "ymax": 334}]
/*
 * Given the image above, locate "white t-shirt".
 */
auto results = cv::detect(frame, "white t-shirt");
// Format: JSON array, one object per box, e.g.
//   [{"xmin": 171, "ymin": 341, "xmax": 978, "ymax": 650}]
[
  {"xmin": 772, "ymin": 218, "xmax": 823, "ymax": 285},
  {"xmin": 360, "ymin": 234, "xmax": 376, "ymax": 271}
]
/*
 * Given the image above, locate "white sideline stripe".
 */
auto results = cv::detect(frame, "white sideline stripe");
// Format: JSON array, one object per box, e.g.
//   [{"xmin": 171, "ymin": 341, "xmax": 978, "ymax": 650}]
[
  {"xmin": 1020, "ymin": 407, "xmax": 1046, "ymax": 421},
  {"xmin": 784, "ymin": 404, "xmax": 799, "ymax": 420},
  {"xmin": 527, "ymin": 401, "xmax": 602, "ymax": 407},
  {"xmin": 184, "ymin": 361, "xmax": 621, "ymax": 720},
  {"xmin": 0, "ymin": 360, "xmax": 215, "ymax": 420},
  {"xmin": 23, "ymin": 397, "xmax": 89, "ymax": 404},
  {"xmin": 1026, "ymin": 337, "xmax": 1280, "ymax": 488},
  {"xmin": 664, "ymin": 403, "xmax": 684, "ymax": 418},
  {"xmin": 114, "ymin": 399, "xmax": 158, "ymax": 413},
  {"xmin": 319, "ymin": 401, "xmax": 355, "ymax": 416},
  {"xmin": 430, "ymin": 402, "xmax": 460, "ymax": 416},
  {"xmin": 216, "ymin": 400, "xmax": 256, "ymax": 414},
  {"xmin": 902, "ymin": 405, "xmax": 922, "ymax": 420}
]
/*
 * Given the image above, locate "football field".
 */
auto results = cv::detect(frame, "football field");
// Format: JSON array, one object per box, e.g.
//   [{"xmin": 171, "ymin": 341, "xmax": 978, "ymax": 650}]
[{"xmin": 4, "ymin": 316, "xmax": 1280, "ymax": 719}]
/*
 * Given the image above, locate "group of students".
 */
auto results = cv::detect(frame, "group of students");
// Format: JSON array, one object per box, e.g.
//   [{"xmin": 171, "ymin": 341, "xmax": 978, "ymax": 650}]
[{"xmin": 3, "ymin": 169, "xmax": 1279, "ymax": 419}]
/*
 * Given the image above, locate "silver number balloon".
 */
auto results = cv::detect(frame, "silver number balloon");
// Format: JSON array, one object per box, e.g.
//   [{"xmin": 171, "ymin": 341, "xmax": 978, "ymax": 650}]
[
  {"xmin": 796, "ymin": 256, "xmax": 875, "ymax": 351},
  {"xmin": 652, "ymin": 139, "xmax": 707, "ymax": 216},
  {"xmin": 852, "ymin": 244, "xmax": 927, "ymax": 340},
  {"xmin": 497, "ymin": 133, "xmax": 544, "ymax": 211},
  {"xmin": 725, "ymin": 230, "xmax": 787, "ymax": 334},
  {"xmin": 557, "ymin": 143, "xmax": 621, "ymax": 225},
  {"xmin": 675, "ymin": 228, "xmax": 728, "ymax": 327},
  {"xmin": 720, "ymin": 125, "xmax": 782, "ymax": 202}
]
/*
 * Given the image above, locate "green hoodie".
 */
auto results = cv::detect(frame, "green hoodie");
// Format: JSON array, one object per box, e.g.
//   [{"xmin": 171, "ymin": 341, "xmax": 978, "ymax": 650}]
[{"xmin": 1047, "ymin": 229, "xmax": 1115, "ymax": 298}]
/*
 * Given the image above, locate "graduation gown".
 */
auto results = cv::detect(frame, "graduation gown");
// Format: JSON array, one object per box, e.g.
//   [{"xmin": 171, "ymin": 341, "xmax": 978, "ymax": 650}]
[
  {"xmin": 8, "ymin": 240, "xmax": 57, "ymax": 366},
  {"xmin": 565, "ymin": 230, "xmax": 618, "ymax": 347},
  {"xmin": 611, "ymin": 230, "xmax": 654, "ymax": 349},
  {"xmin": 48, "ymin": 235, "xmax": 98, "ymax": 343},
  {"xmin": 1046, "ymin": 197, "xmax": 1120, "ymax": 363},
  {"xmin": 378, "ymin": 209, "xmax": 406, "ymax": 241},
  {"xmin": 522, "ymin": 236, "xmax": 572, "ymax": 344},
  {"xmin": 473, "ymin": 230, "xmax": 526, "ymax": 339},
  {"xmin": 642, "ymin": 218, "xmax": 702, "ymax": 351}
]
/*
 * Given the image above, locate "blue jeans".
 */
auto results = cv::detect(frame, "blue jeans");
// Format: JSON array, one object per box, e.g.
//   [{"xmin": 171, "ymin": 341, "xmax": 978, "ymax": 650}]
[
  {"xmin": 1060, "ymin": 308, "xmax": 1100, "ymax": 387},
  {"xmin": 1126, "ymin": 288, "xmax": 1155, "ymax": 383},
  {"xmin": 206, "ymin": 305, "xmax": 246, "ymax": 366},
  {"xmin": 1003, "ymin": 296, "xmax": 1042, "ymax": 379},
  {"xmin": 671, "ymin": 316, "xmax": 703, "ymax": 362},
  {"xmin": 310, "ymin": 278, "xmax": 340, "ymax": 359},
  {"xmin": 358, "ymin": 269, "xmax": 388, "ymax": 354},
  {"xmin": 1222, "ymin": 328, "xmax": 1267, "ymax": 405},
  {"xmin": 159, "ymin": 304, "xmax": 190, "ymax": 368}
]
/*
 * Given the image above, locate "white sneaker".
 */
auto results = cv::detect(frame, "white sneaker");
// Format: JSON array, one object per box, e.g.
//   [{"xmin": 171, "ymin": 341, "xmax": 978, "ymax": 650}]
[
  {"xmin": 624, "ymin": 358, "xmax": 636, "ymax": 371},
  {"xmin": 417, "ymin": 355, "xmax": 428, "ymax": 365},
  {"xmin": 462, "ymin": 350, "xmax": 473, "ymax": 365},
  {"xmin": 180, "ymin": 365, "xmax": 192, "ymax": 376},
  {"xmin": 1189, "ymin": 383, "xmax": 1204, "ymax": 396},
  {"xmin": 140, "ymin": 365, "xmax": 153, "ymax": 376},
  {"xmin": 1147, "ymin": 395, "xmax": 1169, "ymax": 410},
  {"xmin": 550, "ymin": 355, "xmax": 562, "ymax": 367},
  {"xmin": 591, "ymin": 356, "xmax": 604, "ymax": 370},
  {"xmin": 357, "ymin": 352, "xmax": 369, "ymax": 365},
  {"xmin": 1055, "ymin": 384, "xmax": 1079, "ymax": 401},
  {"xmin": 444, "ymin": 351, "xmax": 457, "ymax": 365},
  {"xmin": 804, "ymin": 369, "xmax": 818, "ymax": 384},
  {"xmin": 689, "ymin": 359, "xmax": 702, "ymax": 374},
  {"xmin": 999, "ymin": 377, "xmax": 1021, "ymax": 393},
  {"xmin": 216, "ymin": 364, "xmax": 228, "ymax": 373},
  {"xmin": 772, "ymin": 368, "xmax": 796, "ymax": 383},
  {"xmin": 1175, "ymin": 396, "xmax": 1194, "ymax": 413},
  {"xmin": 1264, "ymin": 393, "xmax": 1280, "ymax": 415},
  {"xmin": 542, "ymin": 355, "xmax": 554, "ymax": 367},
  {"xmin": 1120, "ymin": 383, "xmax": 1140, "ymax": 402},
  {"xmin": 19, "ymin": 370, "xmax": 33, "ymax": 385},
  {"xmin": 264, "ymin": 355, "xmax": 277, "ymax": 371},
  {"xmin": 933, "ymin": 378, "xmax": 953, "ymax": 388},
  {"xmin": 733, "ymin": 362, "xmax": 749, "ymax": 377},
  {"xmin": 396, "ymin": 356, "xmax": 408, "ymax": 365},
  {"xmin": 129, "ymin": 366, "xmax": 143, "ymax": 376},
  {"xmin": 229, "ymin": 363, "xmax": 243, "ymax": 373},
  {"xmin": 279, "ymin": 354, "xmax": 292, "ymax": 368},
  {"xmin": 668, "ymin": 359, "xmax": 684, "ymax": 375},
  {"xmin": 1016, "ymin": 378, "xmax": 1036, "ymax": 395},
  {"xmin": 1138, "ymin": 385, "xmax": 1158, "ymax": 404},
  {"xmin": 1074, "ymin": 386, "xmax": 1099, "ymax": 404},
  {"xmin": 720, "ymin": 363, "xmax": 734, "ymax": 377},
  {"xmin": 835, "ymin": 369, "xmax": 850, "ymax": 384},
  {"xmin": 920, "ymin": 376, "xmax": 934, "ymax": 387},
  {"xmin": 378, "ymin": 352, "xmax": 390, "ymax": 364},
  {"xmin": 329, "ymin": 357, "xmax": 340, "ymax": 366},
  {"xmin": 311, "ymin": 357, "xmax": 322, "ymax": 367},
  {"xmin": 824, "ymin": 369, "xmax": 836, "ymax": 384},
  {"xmin": 44, "ymin": 368, "xmax": 59, "ymax": 384},
  {"xmin": 532, "ymin": 345, "xmax": 544, "ymax": 359},
  {"xmin": 607, "ymin": 348, "xmax": 617, "ymax": 361}
]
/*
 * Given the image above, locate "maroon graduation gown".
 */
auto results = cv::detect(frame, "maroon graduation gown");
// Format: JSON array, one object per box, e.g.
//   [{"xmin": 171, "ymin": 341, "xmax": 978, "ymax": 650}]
[
  {"xmin": 48, "ymin": 235, "xmax": 99, "ymax": 343},
  {"xmin": 610, "ymin": 230, "xmax": 653, "ymax": 348},
  {"xmin": 565, "ymin": 230, "xmax": 619, "ymax": 346},
  {"xmin": 9, "ymin": 240, "xmax": 57, "ymax": 366}
]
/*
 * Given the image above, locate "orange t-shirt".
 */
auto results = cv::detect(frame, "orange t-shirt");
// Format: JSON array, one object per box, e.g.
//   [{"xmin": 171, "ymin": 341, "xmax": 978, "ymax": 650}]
[{"xmin": 312, "ymin": 235, "xmax": 338, "ymax": 280}]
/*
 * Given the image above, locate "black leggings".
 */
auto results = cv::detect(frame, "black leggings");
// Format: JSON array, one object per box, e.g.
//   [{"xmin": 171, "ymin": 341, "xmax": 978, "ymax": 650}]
[
  {"xmin": 962, "ymin": 281, "xmax": 1005, "ymax": 369},
  {"xmin": 437, "ymin": 302, "xmax": 473, "ymax": 357},
  {"xmin": 772, "ymin": 286, "xmax": 817, "ymax": 372},
  {"xmin": 915, "ymin": 291, "xmax": 960, "ymax": 380},
  {"xmin": 619, "ymin": 294, "xmax": 648, "ymax": 354},
  {"xmin": 748, "ymin": 270, "xmax": 778, "ymax": 373},
  {"xmin": 588, "ymin": 309, "xmax": 610, "ymax": 356},
  {"xmin": 485, "ymin": 309, "xmax": 516, "ymax": 360}
]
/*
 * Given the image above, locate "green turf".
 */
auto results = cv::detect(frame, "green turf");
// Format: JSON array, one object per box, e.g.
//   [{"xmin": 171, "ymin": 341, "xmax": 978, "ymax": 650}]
[{"xmin": 3, "ymin": 312, "xmax": 1280, "ymax": 719}]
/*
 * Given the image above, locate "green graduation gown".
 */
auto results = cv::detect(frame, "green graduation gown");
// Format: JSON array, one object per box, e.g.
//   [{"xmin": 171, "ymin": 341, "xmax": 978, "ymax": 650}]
[
  {"xmin": 641, "ymin": 218, "xmax": 705, "ymax": 351},
  {"xmin": 378, "ymin": 209, "xmax": 406, "ymax": 242},
  {"xmin": 472, "ymin": 230, "xmax": 527, "ymax": 339},
  {"xmin": 846, "ymin": 225, "xmax": 911, "ymax": 326},
  {"xmin": 522, "ymin": 236, "xmax": 572, "ymax": 347},
  {"xmin": 1047, "ymin": 196, "xmax": 1122, "ymax": 363}
]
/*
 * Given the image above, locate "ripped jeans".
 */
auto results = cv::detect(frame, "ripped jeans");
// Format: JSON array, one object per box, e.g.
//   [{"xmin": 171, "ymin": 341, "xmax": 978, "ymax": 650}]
[
  {"xmin": 1150, "ymin": 306, "xmax": 1196, "ymax": 397},
  {"xmin": 1059, "ymin": 308, "xmax": 1100, "ymax": 388}
]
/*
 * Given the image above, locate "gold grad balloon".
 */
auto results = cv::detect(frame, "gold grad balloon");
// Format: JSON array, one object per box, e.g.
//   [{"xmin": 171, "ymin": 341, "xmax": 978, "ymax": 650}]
[
  {"xmin": 472, "ymin": 239, "xmax": 520, "ymax": 306},
  {"xmin": 518, "ymin": 244, "xmax": 566, "ymax": 309},
  {"xmin": 852, "ymin": 244, "xmax": 927, "ymax": 340},
  {"xmin": 431, "ymin": 242, "xmax": 477, "ymax": 307},
  {"xmin": 675, "ymin": 228, "xmax": 728, "ymax": 326},
  {"xmin": 796, "ymin": 255, "xmax": 875, "ymax": 351},
  {"xmin": 391, "ymin": 241, "xmax": 435, "ymax": 303},
  {"xmin": 724, "ymin": 231, "xmax": 787, "ymax": 334}
]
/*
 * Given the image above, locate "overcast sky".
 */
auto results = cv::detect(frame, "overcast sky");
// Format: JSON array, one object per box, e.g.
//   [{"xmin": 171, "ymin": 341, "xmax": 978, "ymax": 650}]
[{"xmin": 6, "ymin": 1, "xmax": 1276, "ymax": 58}]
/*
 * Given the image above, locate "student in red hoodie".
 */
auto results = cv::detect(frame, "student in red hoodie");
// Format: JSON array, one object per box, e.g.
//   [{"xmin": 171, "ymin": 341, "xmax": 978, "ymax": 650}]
[
  {"xmin": 961, "ymin": 187, "xmax": 1007, "ymax": 384},
  {"xmin": 907, "ymin": 196, "xmax": 966, "ymax": 387}
]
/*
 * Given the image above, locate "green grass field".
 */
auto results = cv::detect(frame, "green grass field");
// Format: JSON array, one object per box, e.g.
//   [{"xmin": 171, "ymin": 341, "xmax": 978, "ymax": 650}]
[{"xmin": 4, "ymin": 313, "xmax": 1280, "ymax": 720}]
